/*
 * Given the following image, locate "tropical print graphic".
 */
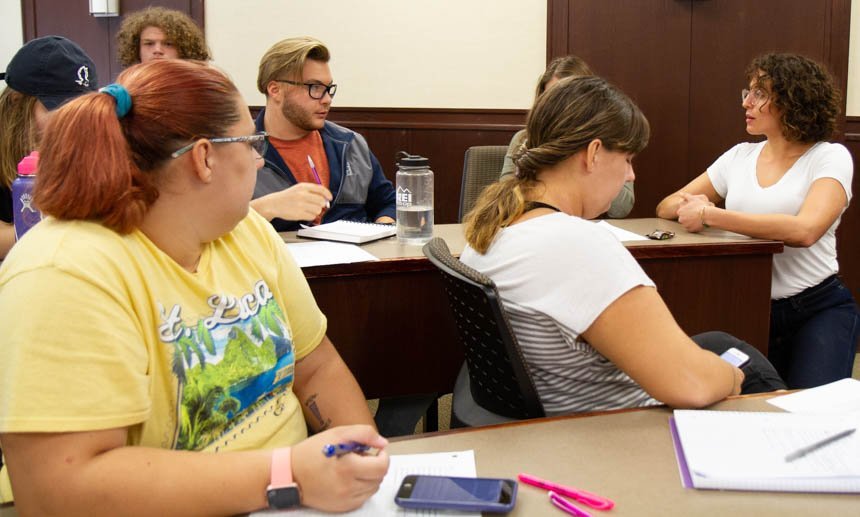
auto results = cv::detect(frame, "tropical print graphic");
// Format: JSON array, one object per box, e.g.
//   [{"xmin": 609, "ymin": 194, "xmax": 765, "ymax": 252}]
[{"xmin": 158, "ymin": 280, "xmax": 294, "ymax": 450}]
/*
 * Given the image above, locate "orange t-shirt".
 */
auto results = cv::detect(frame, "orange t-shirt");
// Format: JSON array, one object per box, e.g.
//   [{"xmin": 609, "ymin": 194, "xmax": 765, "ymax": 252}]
[{"xmin": 269, "ymin": 131, "xmax": 330, "ymax": 223}]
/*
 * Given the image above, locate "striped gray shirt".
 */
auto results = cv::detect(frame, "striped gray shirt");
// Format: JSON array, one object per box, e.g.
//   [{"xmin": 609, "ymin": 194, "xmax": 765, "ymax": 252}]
[{"xmin": 460, "ymin": 213, "xmax": 661, "ymax": 415}]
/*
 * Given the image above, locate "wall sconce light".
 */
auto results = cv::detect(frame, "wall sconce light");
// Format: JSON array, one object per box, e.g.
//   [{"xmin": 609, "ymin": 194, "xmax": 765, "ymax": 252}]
[{"xmin": 89, "ymin": 0, "xmax": 120, "ymax": 17}]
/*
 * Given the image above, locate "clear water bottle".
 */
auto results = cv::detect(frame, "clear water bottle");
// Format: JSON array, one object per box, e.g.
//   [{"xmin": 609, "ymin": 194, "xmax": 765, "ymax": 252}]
[
  {"xmin": 395, "ymin": 151, "xmax": 434, "ymax": 244},
  {"xmin": 12, "ymin": 151, "xmax": 42, "ymax": 240}
]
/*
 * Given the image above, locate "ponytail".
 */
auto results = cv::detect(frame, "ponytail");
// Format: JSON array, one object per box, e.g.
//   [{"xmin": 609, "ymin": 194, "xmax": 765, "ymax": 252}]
[
  {"xmin": 464, "ymin": 176, "xmax": 539, "ymax": 253},
  {"xmin": 34, "ymin": 92, "xmax": 157, "ymax": 233},
  {"xmin": 32, "ymin": 59, "xmax": 241, "ymax": 234}
]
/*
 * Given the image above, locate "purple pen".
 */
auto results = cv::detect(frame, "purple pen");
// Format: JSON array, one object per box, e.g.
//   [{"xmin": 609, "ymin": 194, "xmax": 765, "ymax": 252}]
[
  {"xmin": 307, "ymin": 155, "xmax": 331, "ymax": 209},
  {"xmin": 549, "ymin": 491, "xmax": 593, "ymax": 517},
  {"xmin": 321, "ymin": 441, "xmax": 371, "ymax": 458}
]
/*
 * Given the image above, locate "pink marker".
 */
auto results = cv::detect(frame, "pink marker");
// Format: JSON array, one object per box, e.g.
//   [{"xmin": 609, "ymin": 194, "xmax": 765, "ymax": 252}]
[{"xmin": 518, "ymin": 473, "xmax": 614, "ymax": 510}]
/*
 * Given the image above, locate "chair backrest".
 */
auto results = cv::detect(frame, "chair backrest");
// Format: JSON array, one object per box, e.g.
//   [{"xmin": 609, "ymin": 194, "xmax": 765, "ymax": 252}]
[
  {"xmin": 422, "ymin": 237, "xmax": 544, "ymax": 419},
  {"xmin": 458, "ymin": 145, "xmax": 508, "ymax": 222}
]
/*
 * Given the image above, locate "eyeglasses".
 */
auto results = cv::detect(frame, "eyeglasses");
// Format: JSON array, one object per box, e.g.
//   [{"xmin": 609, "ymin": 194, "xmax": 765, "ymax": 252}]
[
  {"xmin": 741, "ymin": 88, "xmax": 768, "ymax": 105},
  {"xmin": 276, "ymin": 80, "xmax": 337, "ymax": 100},
  {"xmin": 170, "ymin": 131, "xmax": 268, "ymax": 159}
]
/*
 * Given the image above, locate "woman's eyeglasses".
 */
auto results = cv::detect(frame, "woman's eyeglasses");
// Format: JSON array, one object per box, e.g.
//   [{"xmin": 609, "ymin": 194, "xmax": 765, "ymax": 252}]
[
  {"xmin": 170, "ymin": 131, "xmax": 268, "ymax": 159},
  {"xmin": 741, "ymin": 88, "xmax": 768, "ymax": 105}
]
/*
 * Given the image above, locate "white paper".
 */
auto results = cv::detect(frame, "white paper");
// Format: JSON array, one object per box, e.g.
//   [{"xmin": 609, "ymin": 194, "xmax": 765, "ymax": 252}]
[
  {"xmin": 595, "ymin": 220, "xmax": 649, "ymax": 241},
  {"xmin": 767, "ymin": 378, "xmax": 860, "ymax": 415},
  {"xmin": 285, "ymin": 241, "xmax": 379, "ymax": 268},
  {"xmin": 674, "ymin": 410, "xmax": 860, "ymax": 492},
  {"xmin": 253, "ymin": 450, "xmax": 478, "ymax": 516}
]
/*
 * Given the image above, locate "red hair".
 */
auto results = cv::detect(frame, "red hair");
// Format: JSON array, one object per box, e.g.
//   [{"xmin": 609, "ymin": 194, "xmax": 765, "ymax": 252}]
[{"xmin": 34, "ymin": 59, "xmax": 241, "ymax": 233}]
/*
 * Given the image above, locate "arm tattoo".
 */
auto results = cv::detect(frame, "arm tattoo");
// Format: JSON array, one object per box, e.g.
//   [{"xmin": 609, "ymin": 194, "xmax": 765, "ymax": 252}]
[{"xmin": 305, "ymin": 393, "xmax": 332, "ymax": 431}]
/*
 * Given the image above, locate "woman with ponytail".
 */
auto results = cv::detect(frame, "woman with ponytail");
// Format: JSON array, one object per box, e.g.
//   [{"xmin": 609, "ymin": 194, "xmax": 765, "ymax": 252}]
[
  {"xmin": 0, "ymin": 59, "xmax": 388, "ymax": 515},
  {"xmin": 462, "ymin": 76, "xmax": 785, "ymax": 416}
]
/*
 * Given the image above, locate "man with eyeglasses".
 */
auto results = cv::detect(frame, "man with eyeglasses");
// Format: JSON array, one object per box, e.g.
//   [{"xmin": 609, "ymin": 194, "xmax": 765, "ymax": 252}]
[{"xmin": 251, "ymin": 36, "xmax": 396, "ymax": 231}]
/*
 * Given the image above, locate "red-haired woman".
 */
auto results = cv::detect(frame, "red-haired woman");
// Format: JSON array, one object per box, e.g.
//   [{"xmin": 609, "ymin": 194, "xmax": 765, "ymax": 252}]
[
  {"xmin": 657, "ymin": 53, "xmax": 858, "ymax": 389},
  {"xmin": 0, "ymin": 59, "xmax": 388, "ymax": 514}
]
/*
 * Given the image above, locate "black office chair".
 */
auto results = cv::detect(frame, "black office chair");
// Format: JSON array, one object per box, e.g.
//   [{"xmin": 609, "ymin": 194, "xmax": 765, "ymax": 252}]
[
  {"xmin": 423, "ymin": 237, "xmax": 545, "ymax": 427},
  {"xmin": 458, "ymin": 145, "xmax": 508, "ymax": 222}
]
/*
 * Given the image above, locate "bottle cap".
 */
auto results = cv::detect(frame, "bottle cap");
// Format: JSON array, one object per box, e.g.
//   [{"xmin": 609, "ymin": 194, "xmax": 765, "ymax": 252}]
[
  {"xmin": 396, "ymin": 151, "xmax": 429, "ymax": 167},
  {"xmin": 17, "ymin": 151, "xmax": 39, "ymax": 176}
]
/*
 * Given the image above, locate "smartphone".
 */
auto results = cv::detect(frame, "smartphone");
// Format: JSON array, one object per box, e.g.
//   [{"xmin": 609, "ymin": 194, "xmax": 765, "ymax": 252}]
[
  {"xmin": 720, "ymin": 347, "xmax": 751, "ymax": 368},
  {"xmin": 395, "ymin": 475, "xmax": 517, "ymax": 513}
]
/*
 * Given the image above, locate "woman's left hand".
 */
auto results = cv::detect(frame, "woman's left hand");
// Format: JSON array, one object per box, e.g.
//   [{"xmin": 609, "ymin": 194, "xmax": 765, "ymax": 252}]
[{"xmin": 676, "ymin": 193, "xmax": 714, "ymax": 232}]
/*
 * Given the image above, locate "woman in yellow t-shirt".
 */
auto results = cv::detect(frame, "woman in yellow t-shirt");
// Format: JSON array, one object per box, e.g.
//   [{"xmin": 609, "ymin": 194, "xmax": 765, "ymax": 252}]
[{"xmin": 0, "ymin": 59, "xmax": 388, "ymax": 514}]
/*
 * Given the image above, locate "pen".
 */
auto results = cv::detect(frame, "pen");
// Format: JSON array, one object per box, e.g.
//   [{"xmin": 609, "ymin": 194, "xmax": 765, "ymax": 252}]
[
  {"xmin": 784, "ymin": 428, "xmax": 856, "ymax": 462},
  {"xmin": 321, "ymin": 441, "xmax": 371, "ymax": 458},
  {"xmin": 518, "ymin": 473, "xmax": 614, "ymax": 510},
  {"xmin": 549, "ymin": 491, "xmax": 592, "ymax": 517},
  {"xmin": 307, "ymin": 155, "xmax": 330, "ymax": 209}
]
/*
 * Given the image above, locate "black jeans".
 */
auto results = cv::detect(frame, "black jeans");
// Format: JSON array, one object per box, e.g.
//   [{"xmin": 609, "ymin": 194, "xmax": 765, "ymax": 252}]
[
  {"xmin": 768, "ymin": 275, "xmax": 860, "ymax": 389},
  {"xmin": 692, "ymin": 331, "xmax": 786, "ymax": 393}
]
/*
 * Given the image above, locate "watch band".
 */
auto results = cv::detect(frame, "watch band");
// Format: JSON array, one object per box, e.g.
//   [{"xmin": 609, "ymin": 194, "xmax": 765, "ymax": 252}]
[
  {"xmin": 267, "ymin": 447, "xmax": 301, "ymax": 509},
  {"xmin": 269, "ymin": 447, "xmax": 294, "ymax": 487}
]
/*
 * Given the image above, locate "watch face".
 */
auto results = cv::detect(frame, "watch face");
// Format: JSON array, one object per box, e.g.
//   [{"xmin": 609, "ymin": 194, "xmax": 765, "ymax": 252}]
[{"xmin": 267, "ymin": 485, "xmax": 301, "ymax": 509}]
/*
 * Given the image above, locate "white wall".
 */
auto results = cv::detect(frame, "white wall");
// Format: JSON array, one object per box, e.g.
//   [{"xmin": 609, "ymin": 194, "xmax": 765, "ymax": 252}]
[
  {"xmin": 0, "ymin": 0, "xmax": 24, "ymax": 79},
  {"xmin": 205, "ymin": 0, "xmax": 547, "ymax": 109},
  {"xmin": 848, "ymin": 0, "xmax": 860, "ymax": 117},
  {"xmin": 3, "ymin": 0, "xmax": 857, "ymax": 115}
]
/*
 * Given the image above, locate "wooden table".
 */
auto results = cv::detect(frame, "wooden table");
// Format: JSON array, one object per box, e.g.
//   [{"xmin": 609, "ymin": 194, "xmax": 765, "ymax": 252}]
[
  {"xmin": 383, "ymin": 394, "xmax": 859, "ymax": 516},
  {"xmin": 283, "ymin": 219, "xmax": 783, "ymax": 400}
]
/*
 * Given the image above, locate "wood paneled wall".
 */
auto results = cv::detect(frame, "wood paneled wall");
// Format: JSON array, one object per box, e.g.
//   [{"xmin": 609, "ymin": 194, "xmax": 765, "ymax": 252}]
[
  {"xmin": 328, "ymin": 108, "xmax": 525, "ymax": 224},
  {"xmin": 22, "ymin": 0, "xmax": 204, "ymax": 84}
]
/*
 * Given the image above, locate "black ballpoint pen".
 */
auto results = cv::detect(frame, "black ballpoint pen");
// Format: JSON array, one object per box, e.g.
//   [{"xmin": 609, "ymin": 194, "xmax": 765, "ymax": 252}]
[{"xmin": 784, "ymin": 428, "xmax": 856, "ymax": 462}]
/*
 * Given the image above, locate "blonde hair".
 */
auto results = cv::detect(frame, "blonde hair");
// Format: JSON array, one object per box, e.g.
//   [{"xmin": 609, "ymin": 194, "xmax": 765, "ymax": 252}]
[
  {"xmin": 257, "ymin": 37, "xmax": 330, "ymax": 95},
  {"xmin": 0, "ymin": 88, "xmax": 39, "ymax": 188},
  {"xmin": 465, "ymin": 76, "xmax": 650, "ymax": 253}
]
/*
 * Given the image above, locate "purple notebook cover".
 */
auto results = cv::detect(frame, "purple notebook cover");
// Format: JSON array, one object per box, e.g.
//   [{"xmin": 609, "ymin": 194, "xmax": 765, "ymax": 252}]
[{"xmin": 669, "ymin": 416, "xmax": 694, "ymax": 489}]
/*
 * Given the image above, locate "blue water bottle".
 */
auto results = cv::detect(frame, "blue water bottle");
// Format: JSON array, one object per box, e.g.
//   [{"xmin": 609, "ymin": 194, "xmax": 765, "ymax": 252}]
[{"xmin": 12, "ymin": 151, "xmax": 42, "ymax": 240}]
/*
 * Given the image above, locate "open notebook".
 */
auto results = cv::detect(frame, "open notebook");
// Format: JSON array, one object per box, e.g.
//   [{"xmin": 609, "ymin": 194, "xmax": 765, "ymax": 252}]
[
  {"xmin": 296, "ymin": 220, "xmax": 396, "ymax": 244},
  {"xmin": 670, "ymin": 410, "xmax": 860, "ymax": 493}
]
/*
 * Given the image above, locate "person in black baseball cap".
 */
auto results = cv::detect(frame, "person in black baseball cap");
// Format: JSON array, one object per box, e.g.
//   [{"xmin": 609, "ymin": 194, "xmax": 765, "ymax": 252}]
[{"xmin": 0, "ymin": 35, "xmax": 98, "ymax": 259}]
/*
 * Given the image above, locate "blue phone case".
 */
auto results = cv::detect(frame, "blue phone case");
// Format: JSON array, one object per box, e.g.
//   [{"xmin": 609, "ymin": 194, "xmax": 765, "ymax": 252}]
[{"xmin": 394, "ymin": 475, "xmax": 518, "ymax": 513}]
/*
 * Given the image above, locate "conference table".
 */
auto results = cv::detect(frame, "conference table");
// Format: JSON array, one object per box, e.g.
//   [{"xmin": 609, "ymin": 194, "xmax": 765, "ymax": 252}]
[
  {"xmin": 282, "ymin": 219, "xmax": 783, "ymax": 400},
  {"xmin": 381, "ymin": 393, "xmax": 859, "ymax": 516},
  {"xmin": 2, "ymin": 394, "xmax": 855, "ymax": 516}
]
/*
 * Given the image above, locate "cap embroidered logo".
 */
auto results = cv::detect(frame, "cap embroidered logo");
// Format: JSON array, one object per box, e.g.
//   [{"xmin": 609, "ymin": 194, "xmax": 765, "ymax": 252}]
[{"xmin": 75, "ymin": 66, "xmax": 90, "ymax": 87}]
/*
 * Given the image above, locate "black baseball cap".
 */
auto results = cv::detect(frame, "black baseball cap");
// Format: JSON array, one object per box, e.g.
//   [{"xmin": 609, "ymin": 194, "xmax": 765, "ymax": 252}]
[{"xmin": 1, "ymin": 35, "xmax": 98, "ymax": 110}]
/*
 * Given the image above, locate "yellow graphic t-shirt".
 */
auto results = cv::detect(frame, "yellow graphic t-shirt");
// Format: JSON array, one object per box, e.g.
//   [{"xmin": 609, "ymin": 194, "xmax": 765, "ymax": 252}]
[{"xmin": 0, "ymin": 211, "xmax": 326, "ymax": 501}]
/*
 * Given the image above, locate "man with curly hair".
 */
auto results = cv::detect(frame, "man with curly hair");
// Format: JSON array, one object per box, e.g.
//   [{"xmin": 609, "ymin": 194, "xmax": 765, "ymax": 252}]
[
  {"xmin": 657, "ymin": 53, "xmax": 858, "ymax": 389},
  {"xmin": 116, "ymin": 6, "xmax": 210, "ymax": 66}
]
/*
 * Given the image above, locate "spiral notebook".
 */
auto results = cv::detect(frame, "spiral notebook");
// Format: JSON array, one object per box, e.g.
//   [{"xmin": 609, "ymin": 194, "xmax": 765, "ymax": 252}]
[
  {"xmin": 296, "ymin": 220, "xmax": 396, "ymax": 244},
  {"xmin": 670, "ymin": 410, "xmax": 860, "ymax": 493}
]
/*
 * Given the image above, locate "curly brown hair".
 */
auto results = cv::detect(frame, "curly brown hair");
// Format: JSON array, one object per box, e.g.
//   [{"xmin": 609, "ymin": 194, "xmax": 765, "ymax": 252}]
[
  {"xmin": 116, "ymin": 7, "xmax": 210, "ymax": 67},
  {"xmin": 746, "ymin": 53, "xmax": 840, "ymax": 143}
]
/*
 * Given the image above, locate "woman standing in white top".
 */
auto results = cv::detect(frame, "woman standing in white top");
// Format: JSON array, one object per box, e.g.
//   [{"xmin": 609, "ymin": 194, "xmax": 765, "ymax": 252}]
[
  {"xmin": 657, "ymin": 53, "xmax": 858, "ymax": 389},
  {"xmin": 461, "ymin": 76, "xmax": 784, "ymax": 415}
]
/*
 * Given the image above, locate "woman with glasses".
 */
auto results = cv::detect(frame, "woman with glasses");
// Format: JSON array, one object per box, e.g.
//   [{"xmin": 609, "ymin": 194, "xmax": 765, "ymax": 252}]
[
  {"xmin": 0, "ymin": 59, "xmax": 388, "ymax": 514},
  {"xmin": 657, "ymin": 53, "xmax": 858, "ymax": 389},
  {"xmin": 461, "ymin": 76, "xmax": 784, "ymax": 416}
]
